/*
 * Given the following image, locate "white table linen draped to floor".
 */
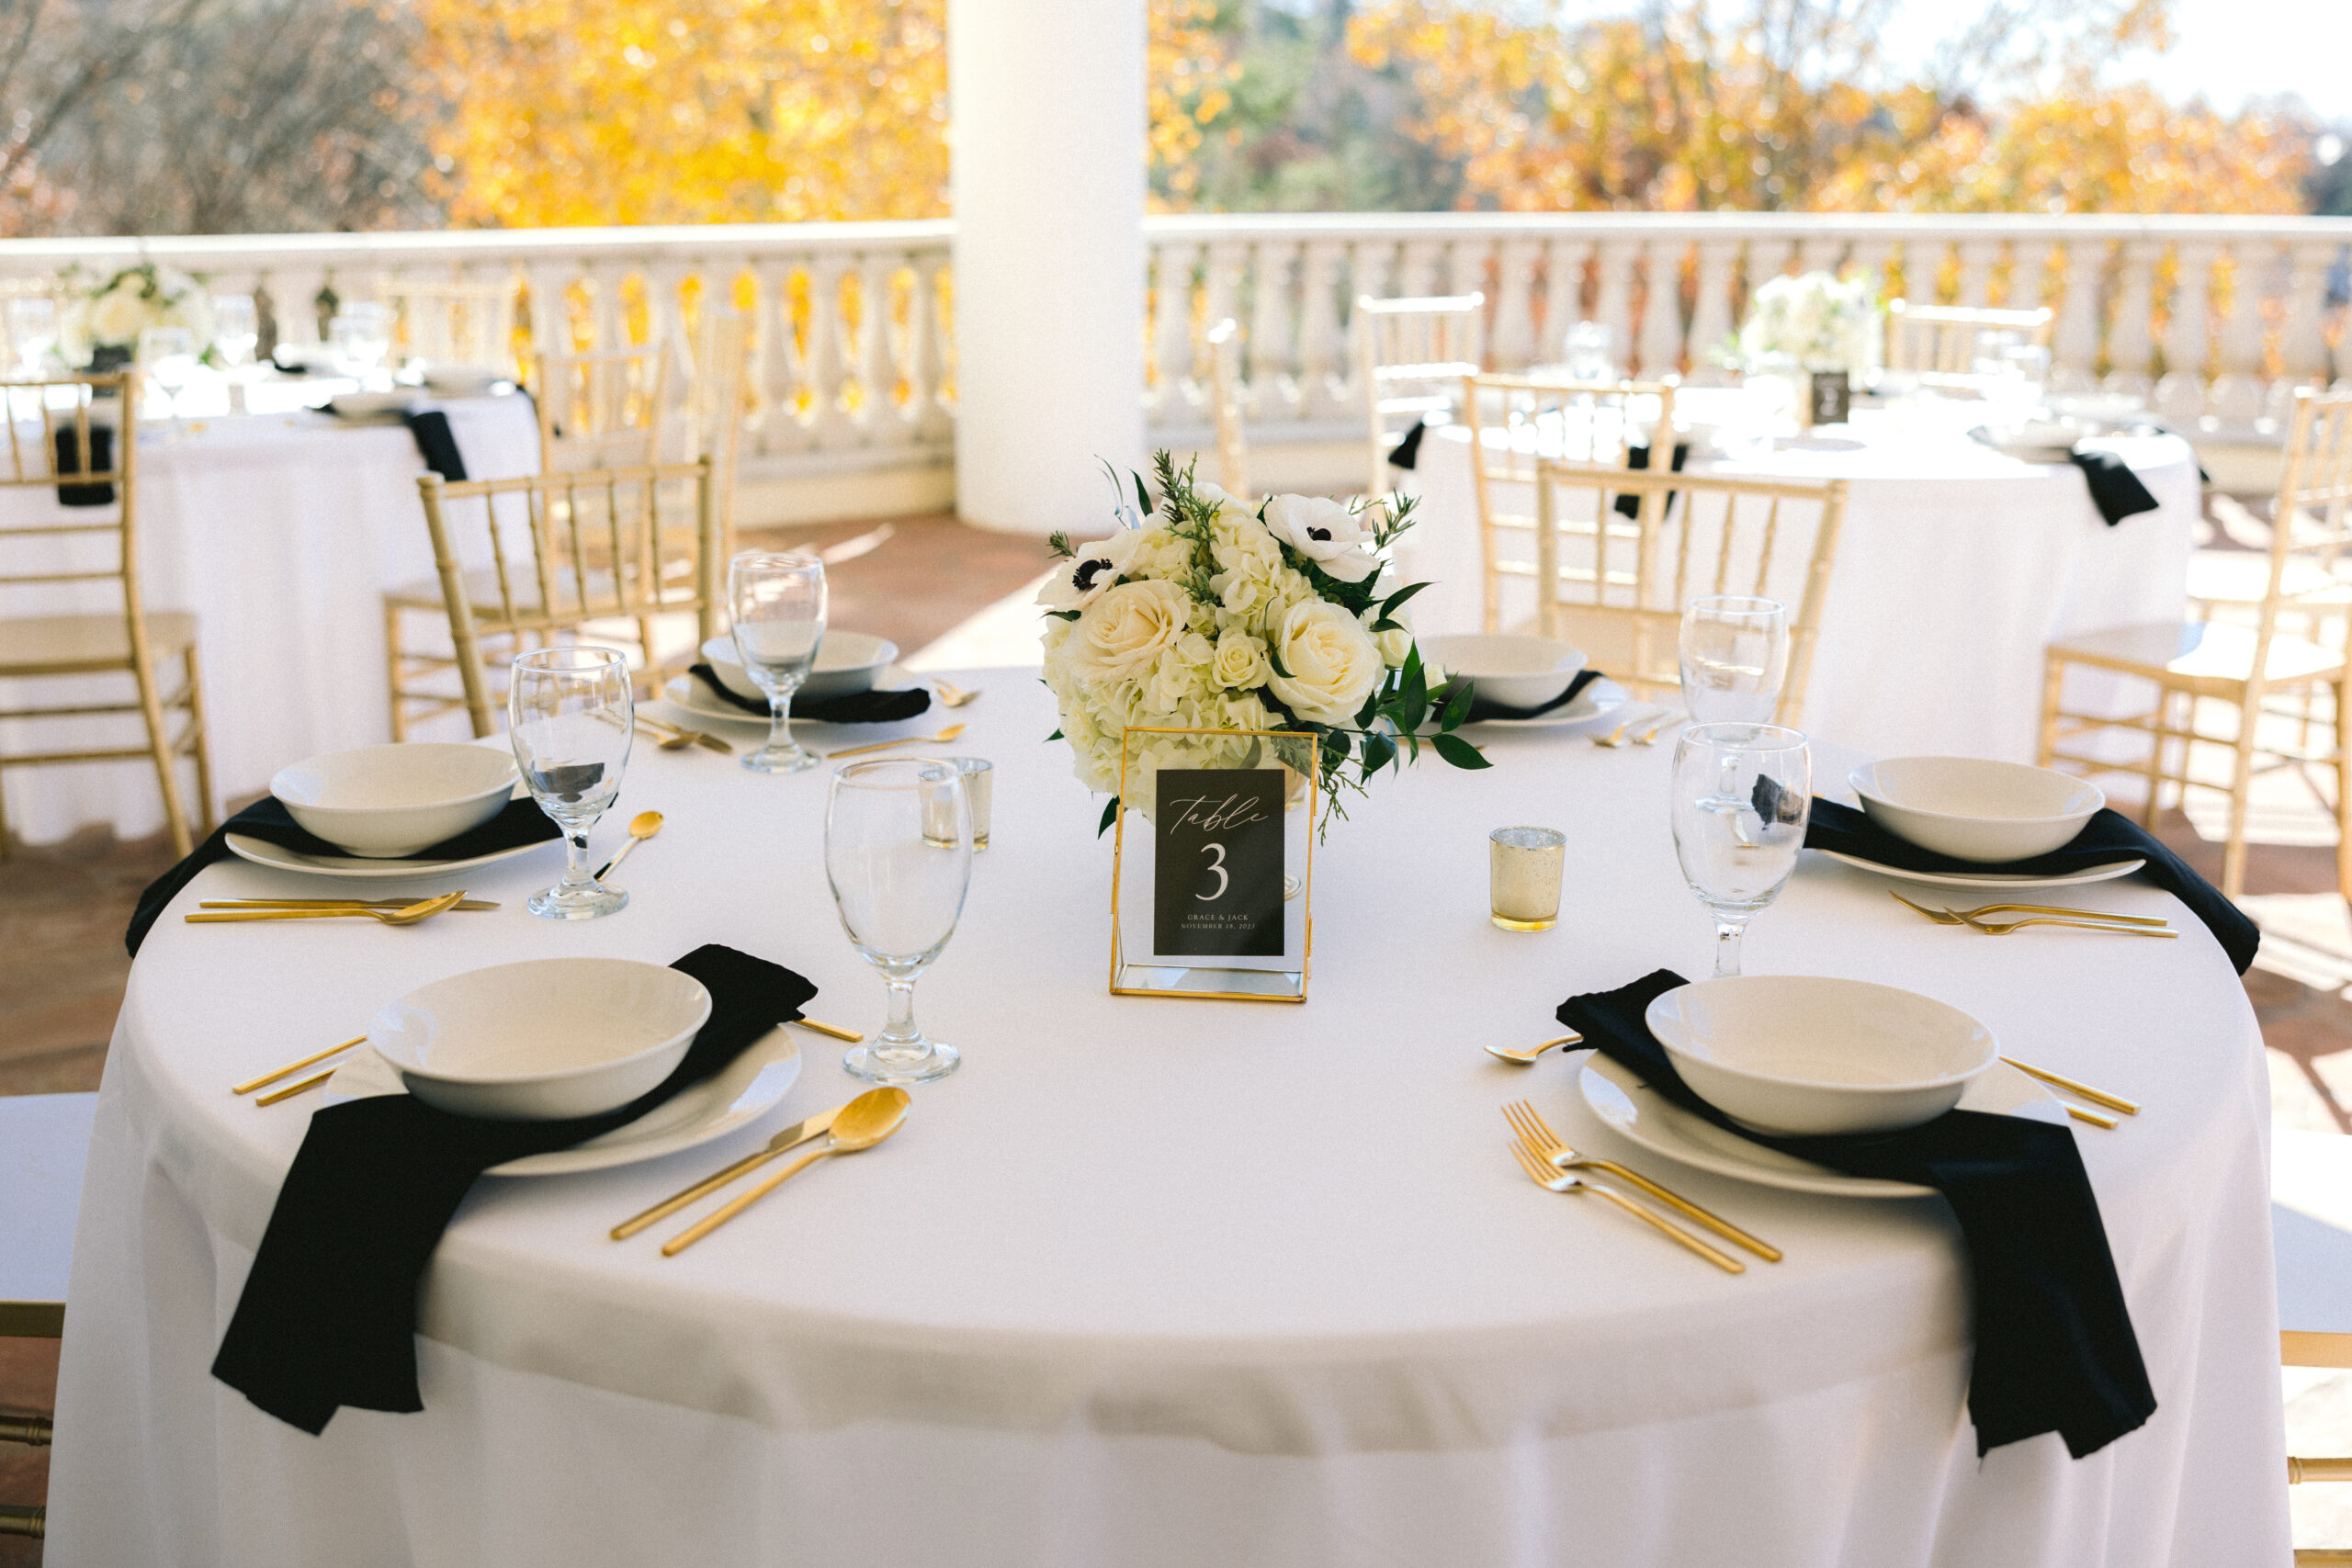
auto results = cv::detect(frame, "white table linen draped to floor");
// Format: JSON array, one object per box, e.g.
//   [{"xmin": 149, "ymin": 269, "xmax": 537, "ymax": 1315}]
[
  {"xmin": 1393, "ymin": 412, "xmax": 2200, "ymax": 767},
  {"xmin": 0, "ymin": 395, "xmax": 539, "ymax": 846},
  {"xmin": 49, "ymin": 675, "xmax": 2285, "ymax": 1566}
]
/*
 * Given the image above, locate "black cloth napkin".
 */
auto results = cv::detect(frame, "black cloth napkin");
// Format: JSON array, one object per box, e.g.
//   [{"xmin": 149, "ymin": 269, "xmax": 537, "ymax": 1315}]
[
  {"xmin": 2065, "ymin": 448, "xmax": 2160, "ymax": 525},
  {"xmin": 1805, "ymin": 796, "xmax": 2256, "ymax": 974},
  {"xmin": 213, "ymin": 943, "xmax": 818, "ymax": 1434},
  {"xmin": 1614, "ymin": 440, "xmax": 1689, "ymax": 519},
  {"xmin": 686, "ymin": 664, "xmax": 931, "ymax": 725},
  {"xmin": 1386, "ymin": 416, "xmax": 1429, "ymax": 471},
  {"xmin": 1559, "ymin": 968, "xmax": 2156, "ymax": 1459},
  {"xmin": 53, "ymin": 424, "xmax": 115, "ymax": 506},
  {"xmin": 1448, "ymin": 666, "xmax": 1604, "ymax": 725},
  {"xmin": 401, "ymin": 409, "xmax": 468, "ymax": 479},
  {"xmin": 125, "ymin": 796, "xmax": 560, "ymax": 958}
]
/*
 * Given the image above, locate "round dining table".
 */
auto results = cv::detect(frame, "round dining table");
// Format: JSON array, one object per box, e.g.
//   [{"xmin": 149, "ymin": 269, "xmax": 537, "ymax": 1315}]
[
  {"xmin": 48, "ymin": 673, "xmax": 2287, "ymax": 1565},
  {"xmin": 1393, "ymin": 400, "xmax": 2201, "ymax": 767}
]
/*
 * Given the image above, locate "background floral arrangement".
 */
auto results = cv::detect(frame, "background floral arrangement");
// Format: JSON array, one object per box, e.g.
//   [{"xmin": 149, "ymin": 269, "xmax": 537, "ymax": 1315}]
[
  {"xmin": 1735, "ymin": 270, "xmax": 1881, "ymax": 378},
  {"xmin": 58, "ymin": 263, "xmax": 215, "ymax": 367},
  {"xmin": 1040, "ymin": 453, "xmax": 1487, "ymax": 834}
]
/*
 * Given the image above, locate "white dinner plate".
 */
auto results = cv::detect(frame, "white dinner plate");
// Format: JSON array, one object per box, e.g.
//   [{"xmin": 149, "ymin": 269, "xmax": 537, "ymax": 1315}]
[
  {"xmin": 1817, "ymin": 848, "xmax": 2145, "ymax": 889},
  {"xmin": 1575, "ymin": 1052, "xmax": 2068, "ymax": 1199},
  {"xmin": 322, "ymin": 1026, "xmax": 803, "ymax": 1177},
  {"xmin": 223, "ymin": 831, "xmax": 554, "ymax": 880},
  {"xmin": 659, "ymin": 671, "xmax": 933, "ymax": 730},
  {"xmin": 1461, "ymin": 676, "xmax": 1630, "ymax": 733}
]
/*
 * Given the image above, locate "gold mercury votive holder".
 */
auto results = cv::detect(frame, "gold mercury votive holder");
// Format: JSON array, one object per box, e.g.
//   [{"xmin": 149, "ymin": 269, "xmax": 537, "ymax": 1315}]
[{"xmin": 1489, "ymin": 826, "xmax": 1566, "ymax": 931}]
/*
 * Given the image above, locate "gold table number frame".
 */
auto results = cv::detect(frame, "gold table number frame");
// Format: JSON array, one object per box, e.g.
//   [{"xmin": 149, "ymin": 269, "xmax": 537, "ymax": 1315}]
[{"xmin": 1109, "ymin": 726, "xmax": 1317, "ymax": 1002}]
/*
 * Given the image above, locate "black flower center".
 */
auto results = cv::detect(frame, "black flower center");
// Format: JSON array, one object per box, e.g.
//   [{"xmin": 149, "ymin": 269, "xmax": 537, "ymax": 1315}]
[
  {"xmin": 1073, "ymin": 558, "xmax": 1110, "ymax": 592},
  {"xmin": 1307, "ymin": 526, "xmax": 1331, "ymax": 542}
]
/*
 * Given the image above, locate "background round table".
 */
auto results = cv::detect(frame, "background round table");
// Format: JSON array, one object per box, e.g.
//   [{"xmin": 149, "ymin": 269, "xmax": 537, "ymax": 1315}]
[
  {"xmin": 1394, "ymin": 406, "xmax": 2200, "ymax": 766},
  {"xmin": 49, "ymin": 673, "xmax": 2287, "ymax": 1565}
]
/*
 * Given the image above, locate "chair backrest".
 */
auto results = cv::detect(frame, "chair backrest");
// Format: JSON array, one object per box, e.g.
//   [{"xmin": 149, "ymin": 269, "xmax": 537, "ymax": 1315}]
[
  {"xmin": 1532, "ymin": 461, "xmax": 1847, "ymax": 726},
  {"xmin": 1884, "ymin": 300, "xmax": 2054, "ymax": 375},
  {"xmin": 1205, "ymin": 317, "xmax": 1250, "ymax": 502},
  {"xmin": 0, "ymin": 372, "xmax": 144, "ymax": 641},
  {"xmin": 2247, "ymin": 387, "xmax": 2352, "ymax": 672},
  {"xmin": 414, "ymin": 460, "xmax": 718, "ymax": 737},
  {"xmin": 1357, "ymin": 292, "xmax": 1484, "ymax": 501},
  {"xmin": 532, "ymin": 343, "xmax": 673, "ymax": 472},
  {"xmin": 379, "ymin": 276, "xmax": 518, "ymax": 374},
  {"xmin": 1463, "ymin": 372, "xmax": 1679, "ymax": 632}
]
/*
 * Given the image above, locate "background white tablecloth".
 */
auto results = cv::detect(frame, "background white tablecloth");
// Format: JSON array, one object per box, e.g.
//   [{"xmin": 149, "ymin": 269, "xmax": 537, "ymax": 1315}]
[
  {"xmin": 0, "ymin": 396, "xmax": 538, "ymax": 845},
  {"xmin": 48, "ymin": 675, "xmax": 2286, "ymax": 1564},
  {"xmin": 1394, "ymin": 412, "xmax": 2200, "ymax": 765}
]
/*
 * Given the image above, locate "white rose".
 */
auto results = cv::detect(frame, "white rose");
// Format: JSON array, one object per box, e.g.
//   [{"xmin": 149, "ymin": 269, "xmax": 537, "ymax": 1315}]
[
  {"xmin": 1262, "ymin": 493, "xmax": 1381, "ymax": 583},
  {"xmin": 1209, "ymin": 629, "xmax": 1271, "ymax": 690},
  {"xmin": 1038, "ymin": 531, "xmax": 1143, "ymax": 612},
  {"xmin": 1067, "ymin": 578, "xmax": 1193, "ymax": 684},
  {"xmin": 88, "ymin": 288, "xmax": 149, "ymax": 348},
  {"xmin": 1264, "ymin": 599, "xmax": 1384, "ymax": 725},
  {"xmin": 1360, "ymin": 605, "xmax": 1415, "ymax": 668}
]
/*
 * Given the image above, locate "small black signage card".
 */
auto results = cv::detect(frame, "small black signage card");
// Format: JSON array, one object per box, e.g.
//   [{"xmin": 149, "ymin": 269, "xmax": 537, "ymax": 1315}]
[
  {"xmin": 1154, "ymin": 768, "xmax": 1286, "ymax": 958},
  {"xmin": 1808, "ymin": 369, "xmax": 1852, "ymax": 427}
]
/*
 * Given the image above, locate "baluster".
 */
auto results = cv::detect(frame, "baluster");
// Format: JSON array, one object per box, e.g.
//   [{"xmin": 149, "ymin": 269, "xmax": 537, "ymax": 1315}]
[
  {"xmin": 2158, "ymin": 240, "xmax": 2219, "ymax": 423},
  {"xmin": 2007, "ymin": 243, "xmax": 2051, "ymax": 312},
  {"xmin": 2049, "ymin": 240, "xmax": 2105, "ymax": 391},
  {"xmin": 1591, "ymin": 240, "xmax": 1638, "ymax": 367},
  {"xmin": 1298, "ymin": 239, "xmax": 1348, "ymax": 421},
  {"xmin": 1953, "ymin": 240, "xmax": 1998, "ymax": 307},
  {"xmin": 1685, "ymin": 240, "xmax": 1742, "ymax": 383},
  {"xmin": 1636, "ymin": 237, "xmax": 1687, "ymax": 377},
  {"xmin": 805, "ymin": 252, "xmax": 855, "ymax": 448},
  {"xmin": 1248, "ymin": 238, "xmax": 1300, "ymax": 422},
  {"xmin": 2105, "ymin": 242, "xmax": 2162, "ymax": 393},
  {"xmin": 271, "ymin": 266, "xmax": 329, "ymax": 344},
  {"xmin": 859, "ymin": 250, "xmax": 908, "ymax": 446},
  {"xmin": 1398, "ymin": 238, "xmax": 1444, "ymax": 299},
  {"xmin": 523, "ymin": 261, "xmax": 572, "ymax": 363},
  {"xmin": 2280, "ymin": 241, "xmax": 2337, "ymax": 383},
  {"xmin": 758, "ymin": 256, "xmax": 811, "ymax": 455},
  {"xmin": 1795, "ymin": 237, "xmax": 1846, "ymax": 276},
  {"xmin": 914, "ymin": 250, "xmax": 955, "ymax": 444},
  {"xmin": 1743, "ymin": 235, "xmax": 1793, "ymax": 321},
  {"xmin": 1203, "ymin": 239, "xmax": 1248, "ymax": 390},
  {"xmin": 1149, "ymin": 238, "xmax": 1200, "ymax": 420},
  {"xmin": 1541, "ymin": 237, "xmax": 1594, "ymax": 363},
  {"xmin": 647, "ymin": 260, "xmax": 695, "ymax": 455},
  {"xmin": 2210, "ymin": 240, "xmax": 2275, "ymax": 426},
  {"xmin": 1488, "ymin": 239, "xmax": 1542, "ymax": 372},
  {"xmin": 1351, "ymin": 237, "xmax": 1399, "ymax": 307}
]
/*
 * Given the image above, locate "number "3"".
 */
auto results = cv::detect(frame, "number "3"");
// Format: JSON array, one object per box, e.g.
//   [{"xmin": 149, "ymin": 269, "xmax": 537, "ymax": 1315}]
[{"xmin": 1195, "ymin": 841, "xmax": 1228, "ymax": 901}]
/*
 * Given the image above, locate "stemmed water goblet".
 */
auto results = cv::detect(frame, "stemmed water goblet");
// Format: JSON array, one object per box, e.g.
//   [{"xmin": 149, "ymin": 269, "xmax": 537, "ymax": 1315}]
[
  {"xmin": 7, "ymin": 297, "xmax": 56, "ymax": 377},
  {"xmin": 329, "ymin": 303, "xmax": 391, "ymax": 385},
  {"xmin": 211, "ymin": 296, "xmax": 258, "ymax": 369},
  {"xmin": 1678, "ymin": 595, "xmax": 1789, "ymax": 725},
  {"xmin": 509, "ymin": 645, "xmax": 634, "ymax": 920},
  {"xmin": 826, "ymin": 757, "xmax": 971, "ymax": 1085},
  {"xmin": 137, "ymin": 326, "xmax": 196, "ymax": 424},
  {"xmin": 1670, "ymin": 723, "xmax": 1810, "ymax": 978},
  {"xmin": 729, "ymin": 549, "xmax": 828, "ymax": 774}
]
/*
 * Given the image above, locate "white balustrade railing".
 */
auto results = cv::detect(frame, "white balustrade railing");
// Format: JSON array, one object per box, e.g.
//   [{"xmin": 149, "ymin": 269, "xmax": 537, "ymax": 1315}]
[{"xmin": 2, "ymin": 211, "xmax": 2347, "ymax": 499}]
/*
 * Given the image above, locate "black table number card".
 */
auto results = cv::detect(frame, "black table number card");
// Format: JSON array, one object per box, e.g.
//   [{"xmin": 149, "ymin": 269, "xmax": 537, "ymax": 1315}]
[
  {"xmin": 1808, "ymin": 369, "xmax": 1851, "ymax": 427},
  {"xmin": 1153, "ymin": 768, "xmax": 1286, "ymax": 957}
]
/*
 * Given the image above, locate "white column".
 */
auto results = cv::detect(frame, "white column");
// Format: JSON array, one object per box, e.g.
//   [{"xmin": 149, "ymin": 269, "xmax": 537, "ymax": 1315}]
[{"xmin": 950, "ymin": 0, "xmax": 1145, "ymax": 535}]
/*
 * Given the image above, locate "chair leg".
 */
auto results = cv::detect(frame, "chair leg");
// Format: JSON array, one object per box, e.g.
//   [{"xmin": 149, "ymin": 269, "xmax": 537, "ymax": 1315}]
[
  {"xmin": 0, "ymin": 749, "xmax": 11, "ymax": 863},
  {"xmin": 2335, "ymin": 677, "xmax": 2352, "ymax": 902},
  {"xmin": 385, "ymin": 599, "xmax": 409, "ymax": 743},
  {"xmin": 133, "ymin": 648, "xmax": 195, "ymax": 860},
  {"xmin": 182, "ymin": 643, "xmax": 215, "ymax": 835},
  {"xmin": 2036, "ymin": 653, "xmax": 2065, "ymax": 769},
  {"xmin": 2141, "ymin": 688, "xmax": 2170, "ymax": 831},
  {"xmin": 2222, "ymin": 694, "xmax": 2262, "ymax": 902}
]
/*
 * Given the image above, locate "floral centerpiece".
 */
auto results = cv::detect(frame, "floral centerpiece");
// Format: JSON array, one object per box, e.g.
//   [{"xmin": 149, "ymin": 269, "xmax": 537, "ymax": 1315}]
[
  {"xmin": 1735, "ymin": 270, "xmax": 1881, "ymax": 378},
  {"xmin": 58, "ymin": 263, "xmax": 215, "ymax": 369},
  {"xmin": 1039, "ymin": 453, "xmax": 1487, "ymax": 835}
]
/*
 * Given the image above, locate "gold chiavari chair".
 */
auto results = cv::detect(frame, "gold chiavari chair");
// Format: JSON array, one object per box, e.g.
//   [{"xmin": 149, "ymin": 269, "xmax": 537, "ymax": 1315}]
[
  {"xmin": 2038, "ymin": 388, "xmax": 2352, "ymax": 897},
  {"xmin": 0, "ymin": 371, "xmax": 211, "ymax": 856},
  {"xmin": 1531, "ymin": 461, "xmax": 1847, "ymax": 728},
  {"xmin": 2275, "ymin": 1128, "xmax": 2352, "ymax": 1565},
  {"xmin": 1464, "ymin": 372, "xmax": 1679, "ymax": 634},
  {"xmin": 392, "ymin": 461, "xmax": 720, "ymax": 739},
  {"xmin": 533, "ymin": 342, "xmax": 673, "ymax": 473},
  {"xmin": 1884, "ymin": 299, "xmax": 2054, "ymax": 376},
  {"xmin": 0, "ymin": 1089, "xmax": 96, "ymax": 1543},
  {"xmin": 1205, "ymin": 317, "xmax": 1250, "ymax": 502},
  {"xmin": 1357, "ymin": 292, "xmax": 1484, "ymax": 503},
  {"xmin": 379, "ymin": 276, "xmax": 519, "ymax": 374}
]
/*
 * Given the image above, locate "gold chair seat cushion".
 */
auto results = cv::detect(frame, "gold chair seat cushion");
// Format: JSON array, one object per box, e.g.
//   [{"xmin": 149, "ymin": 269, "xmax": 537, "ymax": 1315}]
[
  {"xmin": 0, "ymin": 610, "xmax": 198, "ymax": 677},
  {"xmin": 2050, "ymin": 619, "xmax": 2347, "ymax": 689}
]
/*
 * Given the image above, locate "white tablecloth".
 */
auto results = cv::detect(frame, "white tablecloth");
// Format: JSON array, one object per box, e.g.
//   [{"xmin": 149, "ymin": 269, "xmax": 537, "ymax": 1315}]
[
  {"xmin": 0, "ymin": 396, "xmax": 539, "ymax": 845},
  {"xmin": 1394, "ymin": 411, "xmax": 2200, "ymax": 764},
  {"xmin": 49, "ymin": 676, "xmax": 2288, "ymax": 1565}
]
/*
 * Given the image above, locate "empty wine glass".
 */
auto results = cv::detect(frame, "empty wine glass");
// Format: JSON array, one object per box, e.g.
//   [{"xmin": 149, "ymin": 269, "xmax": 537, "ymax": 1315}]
[
  {"xmin": 210, "ymin": 296, "xmax": 258, "ymax": 368},
  {"xmin": 509, "ymin": 645, "xmax": 634, "ymax": 920},
  {"xmin": 1670, "ymin": 723, "xmax": 1810, "ymax": 978},
  {"xmin": 729, "ymin": 549, "xmax": 827, "ymax": 773},
  {"xmin": 827, "ymin": 758, "xmax": 971, "ymax": 1085},
  {"xmin": 1679, "ymin": 595, "xmax": 1790, "ymax": 725},
  {"xmin": 329, "ymin": 304, "xmax": 390, "ymax": 383},
  {"xmin": 6, "ymin": 297, "xmax": 56, "ymax": 375},
  {"xmin": 1565, "ymin": 319, "xmax": 1616, "ymax": 382},
  {"xmin": 137, "ymin": 326, "xmax": 196, "ymax": 420}
]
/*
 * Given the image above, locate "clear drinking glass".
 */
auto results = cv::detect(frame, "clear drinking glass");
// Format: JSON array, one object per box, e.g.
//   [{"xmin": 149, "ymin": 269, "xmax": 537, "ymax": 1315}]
[
  {"xmin": 827, "ymin": 758, "xmax": 971, "ymax": 1085},
  {"xmin": 329, "ymin": 304, "xmax": 391, "ymax": 381},
  {"xmin": 729, "ymin": 549, "xmax": 828, "ymax": 773},
  {"xmin": 137, "ymin": 326, "xmax": 196, "ymax": 417},
  {"xmin": 508, "ymin": 645, "xmax": 634, "ymax": 920},
  {"xmin": 1679, "ymin": 595, "xmax": 1790, "ymax": 724},
  {"xmin": 924, "ymin": 757, "xmax": 992, "ymax": 849},
  {"xmin": 1670, "ymin": 723, "xmax": 1810, "ymax": 978},
  {"xmin": 7, "ymin": 297, "xmax": 56, "ymax": 374},
  {"xmin": 1565, "ymin": 319, "xmax": 1616, "ymax": 382},
  {"xmin": 210, "ymin": 296, "xmax": 258, "ymax": 368}
]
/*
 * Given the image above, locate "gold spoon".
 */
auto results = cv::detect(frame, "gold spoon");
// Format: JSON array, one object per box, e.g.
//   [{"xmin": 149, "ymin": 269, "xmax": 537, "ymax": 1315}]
[
  {"xmin": 1486, "ymin": 1032, "xmax": 1582, "ymax": 1066},
  {"xmin": 823, "ymin": 724, "xmax": 968, "ymax": 760},
  {"xmin": 595, "ymin": 810, "xmax": 664, "ymax": 879},
  {"xmin": 638, "ymin": 723, "xmax": 695, "ymax": 751},
  {"xmin": 662, "ymin": 1087, "xmax": 910, "ymax": 1255},
  {"xmin": 185, "ymin": 890, "xmax": 468, "ymax": 926}
]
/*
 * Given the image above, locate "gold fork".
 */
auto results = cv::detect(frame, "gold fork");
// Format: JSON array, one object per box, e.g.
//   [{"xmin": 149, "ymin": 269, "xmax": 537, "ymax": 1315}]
[
  {"xmin": 1591, "ymin": 708, "xmax": 1653, "ymax": 748},
  {"xmin": 1888, "ymin": 888, "xmax": 2168, "ymax": 929},
  {"xmin": 1508, "ymin": 1139, "xmax": 1745, "ymax": 1272},
  {"xmin": 1951, "ymin": 908, "xmax": 2177, "ymax": 939},
  {"xmin": 185, "ymin": 890, "xmax": 468, "ymax": 926},
  {"xmin": 1504, "ymin": 1100, "xmax": 1781, "ymax": 1261}
]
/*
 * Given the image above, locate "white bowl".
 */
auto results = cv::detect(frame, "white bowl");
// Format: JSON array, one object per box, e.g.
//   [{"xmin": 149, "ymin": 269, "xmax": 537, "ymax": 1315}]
[
  {"xmin": 1850, "ymin": 756, "xmax": 2104, "ymax": 863},
  {"xmin": 419, "ymin": 363, "xmax": 507, "ymax": 396},
  {"xmin": 1419, "ymin": 633, "xmax": 1586, "ymax": 709},
  {"xmin": 1645, "ymin": 976, "xmax": 1997, "ymax": 1136},
  {"xmin": 369, "ymin": 958, "xmax": 712, "ymax": 1121},
  {"xmin": 328, "ymin": 389, "xmax": 424, "ymax": 419},
  {"xmin": 271, "ymin": 743, "xmax": 518, "ymax": 858},
  {"xmin": 700, "ymin": 632, "xmax": 899, "ymax": 701}
]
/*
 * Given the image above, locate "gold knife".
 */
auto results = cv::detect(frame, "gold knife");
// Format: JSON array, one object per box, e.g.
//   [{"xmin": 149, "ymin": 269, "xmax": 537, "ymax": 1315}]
[{"xmin": 609, "ymin": 1104, "xmax": 846, "ymax": 1240}]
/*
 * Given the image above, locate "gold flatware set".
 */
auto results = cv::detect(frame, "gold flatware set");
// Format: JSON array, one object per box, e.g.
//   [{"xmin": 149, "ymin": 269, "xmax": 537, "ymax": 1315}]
[
  {"xmin": 1592, "ymin": 709, "xmax": 1685, "ymax": 749},
  {"xmin": 635, "ymin": 713, "xmax": 732, "ymax": 754},
  {"xmin": 1504, "ymin": 1100, "xmax": 1781, "ymax": 1263},
  {"xmin": 187, "ymin": 890, "xmax": 469, "ymax": 927},
  {"xmin": 822, "ymin": 724, "xmax": 968, "ymax": 760},
  {"xmin": 1889, "ymin": 888, "xmax": 2176, "ymax": 940}
]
